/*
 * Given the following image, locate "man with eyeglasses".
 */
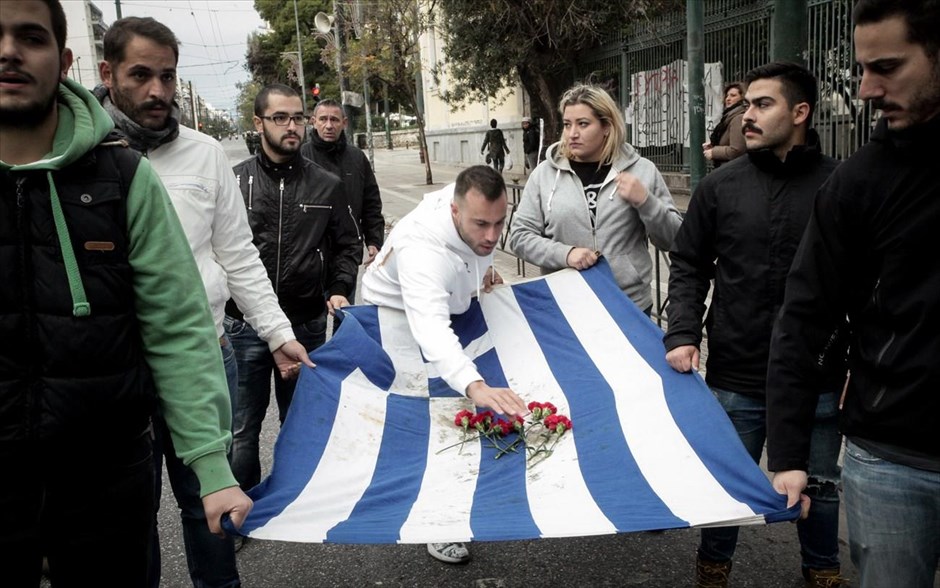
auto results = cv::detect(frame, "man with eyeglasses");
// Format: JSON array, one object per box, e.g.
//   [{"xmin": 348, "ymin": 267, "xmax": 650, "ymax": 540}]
[{"xmin": 227, "ymin": 83, "xmax": 361, "ymax": 495}]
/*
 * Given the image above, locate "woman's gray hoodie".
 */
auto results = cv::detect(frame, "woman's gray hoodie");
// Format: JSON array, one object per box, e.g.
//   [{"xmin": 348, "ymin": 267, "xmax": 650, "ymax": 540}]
[{"xmin": 508, "ymin": 141, "xmax": 682, "ymax": 310}]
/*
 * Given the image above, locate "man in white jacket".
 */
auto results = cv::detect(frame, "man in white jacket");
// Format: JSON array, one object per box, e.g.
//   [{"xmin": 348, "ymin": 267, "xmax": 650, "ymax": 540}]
[
  {"xmin": 361, "ymin": 165, "xmax": 527, "ymax": 565},
  {"xmin": 97, "ymin": 17, "xmax": 311, "ymax": 587}
]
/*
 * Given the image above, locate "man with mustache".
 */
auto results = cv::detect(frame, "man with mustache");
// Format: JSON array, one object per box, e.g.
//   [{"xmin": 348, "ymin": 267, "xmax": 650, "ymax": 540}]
[
  {"xmin": 227, "ymin": 84, "xmax": 361, "ymax": 497},
  {"xmin": 767, "ymin": 1, "xmax": 940, "ymax": 586},
  {"xmin": 95, "ymin": 17, "xmax": 313, "ymax": 587},
  {"xmin": 663, "ymin": 61, "xmax": 847, "ymax": 588},
  {"xmin": 1, "ymin": 1, "xmax": 251, "ymax": 585}
]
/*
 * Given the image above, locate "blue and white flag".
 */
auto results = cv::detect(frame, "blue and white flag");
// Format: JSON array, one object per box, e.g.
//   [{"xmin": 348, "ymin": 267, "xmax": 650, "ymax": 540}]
[{"xmin": 234, "ymin": 260, "xmax": 799, "ymax": 543}]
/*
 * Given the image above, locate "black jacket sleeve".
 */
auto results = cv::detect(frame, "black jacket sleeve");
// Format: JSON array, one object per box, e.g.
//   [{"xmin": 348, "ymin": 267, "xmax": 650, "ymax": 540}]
[
  {"xmin": 358, "ymin": 150, "xmax": 385, "ymax": 249},
  {"xmin": 663, "ymin": 179, "xmax": 717, "ymax": 352},
  {"xmin": 325, "ymin": 183, "xmax": 362, "ymax": 299},
  {"xmin": 766, "ymin": 171, "xmax": 856, "ymax": 472}
]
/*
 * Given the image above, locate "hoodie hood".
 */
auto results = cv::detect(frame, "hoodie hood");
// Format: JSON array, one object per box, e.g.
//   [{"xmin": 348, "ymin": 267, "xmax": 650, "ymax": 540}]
[
  {"xmin": 544, "ymin": 140, "xmax": 641, "ymax": 173},
  {"xmin": 3, "ymin": 78, "xmax": 115, "ymax": 173}
]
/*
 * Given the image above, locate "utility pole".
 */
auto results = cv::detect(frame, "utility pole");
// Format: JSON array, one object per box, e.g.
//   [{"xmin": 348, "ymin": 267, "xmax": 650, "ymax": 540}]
[
  {"xmin": 384, "ymin": 82, "xmax": 392, "ymax": 150},
  {"xmin": 189, "ymin": 80, "xmax": 198, "ymax": 131},
  {"xmin": 686, "ymin": 0, "xmax": 705, "ymax": 193},
  {"xmin": 772, "ymin": 0, "xmax": 808, "ymax": 63},
  {"xmin": 115, "ymin": 0, "xmax": 122, "ymax": 19},
  {"xmin": 293, "ymin": 0, "xmax": 308, "ymax": 113}
]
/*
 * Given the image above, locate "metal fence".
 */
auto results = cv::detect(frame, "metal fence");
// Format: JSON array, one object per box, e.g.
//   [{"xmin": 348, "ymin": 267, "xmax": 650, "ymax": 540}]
[{"xmin": 575, "ymin": 0, "xmax": 873, "ymax": 173}]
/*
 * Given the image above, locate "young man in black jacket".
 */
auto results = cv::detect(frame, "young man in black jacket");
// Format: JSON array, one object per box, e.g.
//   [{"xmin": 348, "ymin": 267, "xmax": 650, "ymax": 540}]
[
  {"xmin": 226, "ymin": 84, "xmax": 361, "ymax": 492},
  {"xmin": 767, "ymin": 2, "xmax": 940, "ymax": 586},
  {"xmin": 300, "ymin": 98, "xmax": 384, "ymax": 317},
  {"xmin": 663, "ymin": 62, "xmax": 847, "ymax": 588}
]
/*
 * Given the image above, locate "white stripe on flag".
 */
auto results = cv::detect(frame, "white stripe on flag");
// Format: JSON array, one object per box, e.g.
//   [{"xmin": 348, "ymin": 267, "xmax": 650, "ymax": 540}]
[
  {"xmin": 482, "ymin": 289, "xmax": 618, "ymax": 537},
  {"xmin": 544, "ymin": 270, "xmax": 758, "ymax": 525},
  {"xmin": 252, "ymin": 369, "xmax": 386, "ymax": 541},
  {"xmin": 399, "ymin": 397, "xmax": 479, "ymax": 543},
  {"xmin": 424, "ymin": 331, "xmax": 494, "ymax": 381},
  {"xmin": 378, "ymin": 307, "xmax": 429, "ymax": 397}
]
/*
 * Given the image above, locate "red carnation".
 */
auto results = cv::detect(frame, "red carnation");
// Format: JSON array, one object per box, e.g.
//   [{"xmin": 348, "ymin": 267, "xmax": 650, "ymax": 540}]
[{"xmin": 454, "ymin": 409, "xmax": 474, "ymax": 429}]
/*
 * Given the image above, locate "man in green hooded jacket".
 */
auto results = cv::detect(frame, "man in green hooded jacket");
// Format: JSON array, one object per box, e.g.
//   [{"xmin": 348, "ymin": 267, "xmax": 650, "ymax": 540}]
[{"xmin": 0, "ymin": 1, "xmax": 252, "ymax": 585}]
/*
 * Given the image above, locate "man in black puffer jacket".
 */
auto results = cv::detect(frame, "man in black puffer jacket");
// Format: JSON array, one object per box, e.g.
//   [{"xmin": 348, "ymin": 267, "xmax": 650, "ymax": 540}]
[
  {"xmin": 664, "ymin": 62, "xmax": 848, "ymax": 588},
  {"xmin": 226, "ymin": 84, "xmax": 361, "ymax": 491}
]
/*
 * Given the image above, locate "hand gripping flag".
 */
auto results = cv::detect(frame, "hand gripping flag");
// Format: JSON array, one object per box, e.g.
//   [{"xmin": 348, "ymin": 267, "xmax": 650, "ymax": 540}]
[{"xmin": 232, "ymin": 260, "xmax": 799, "ymax": 543}]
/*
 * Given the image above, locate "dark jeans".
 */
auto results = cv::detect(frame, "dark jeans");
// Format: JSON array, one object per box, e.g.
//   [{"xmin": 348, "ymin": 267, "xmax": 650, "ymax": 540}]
[
  {"xmin": 1, "ymin": 431, "xmax": 154, "ymax": 587},
  {"xmin": 699, "ymin": 388, "xmax": 842, "ymax": 572},
  {"xmin": 226, "ymin": 314, "xmax": 326, "ymax": 490},
  {"xmin": 150, "ymin": 336, "xmax": 240, "ymax": 588}
]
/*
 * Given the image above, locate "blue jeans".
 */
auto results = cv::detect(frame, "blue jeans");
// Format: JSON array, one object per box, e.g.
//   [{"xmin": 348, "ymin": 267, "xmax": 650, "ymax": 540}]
[
  {"xmin": 226, "ymin": 314, "xmax": 326, "ymax": 490},
  {"xmin": 842, "ymin": 440, "xmax": 940, "ymax": 588},
  {"xmin": 699, "ymin": 389, "xmax": 842, "ymax": 572},
  {"xmin": 150, "ymin": 335, "xmax": 240, "ymax": 588}
]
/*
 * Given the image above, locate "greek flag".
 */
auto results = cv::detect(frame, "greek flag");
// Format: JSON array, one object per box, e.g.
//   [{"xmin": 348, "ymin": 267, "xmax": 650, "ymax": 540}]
[{"xmin": 233, "ymin": 260, "xmax": 799, "ymax": 543}]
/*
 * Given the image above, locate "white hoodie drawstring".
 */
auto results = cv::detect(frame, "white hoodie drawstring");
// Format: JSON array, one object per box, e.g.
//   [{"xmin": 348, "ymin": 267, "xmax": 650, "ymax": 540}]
[
  {"xmin": 475, "ymin": 259, "xmax": 481, "ymax": 300},
  {"xmin": 546, "ymin": 168, "xmax": 562, "ymax": 212}
]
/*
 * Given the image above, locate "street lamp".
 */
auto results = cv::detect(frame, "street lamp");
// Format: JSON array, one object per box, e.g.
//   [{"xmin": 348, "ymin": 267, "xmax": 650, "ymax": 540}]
[{"xmin": 314, "ymin": 6, "xmax": 345, "ymax": 97}]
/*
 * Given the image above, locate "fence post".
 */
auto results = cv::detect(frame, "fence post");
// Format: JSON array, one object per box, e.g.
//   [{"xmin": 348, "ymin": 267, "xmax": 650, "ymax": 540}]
[
  {"xmin": 686, "ymin": 0, "xmax": 706, "ymax": 193},
  {"xmin": 772, "ymin": 0, "xmax": 809, "ymax": 63}
]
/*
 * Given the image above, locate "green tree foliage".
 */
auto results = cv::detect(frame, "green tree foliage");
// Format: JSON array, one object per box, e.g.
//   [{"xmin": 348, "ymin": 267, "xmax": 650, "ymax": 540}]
[
  {"xmin": 236, "ymin": 78, "xmax": 263, "ymax": 130},
  {"xmin": 337, "ymin": 0, "xmax": 437, "ymax": 183},
  {"xmin": 434, "ymin": 0, "xmax": 678, "ymax": 148},
  {"xmin": 249, "ymin": 0, "xmax": 335, "ymax": 105}
]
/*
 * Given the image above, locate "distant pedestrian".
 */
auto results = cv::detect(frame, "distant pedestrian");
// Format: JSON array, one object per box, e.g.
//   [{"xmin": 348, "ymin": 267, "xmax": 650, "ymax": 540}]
[
  {"xmin": 481, "ymin": 118, "xmax": 510, "ymax": 173},
  {"xmin": 703, "ymin": 82, "xmax": 746, "ymax": 168},
  {"xmin": 522, "ymin": 116, "xmax": 540, "ymax": 172}
]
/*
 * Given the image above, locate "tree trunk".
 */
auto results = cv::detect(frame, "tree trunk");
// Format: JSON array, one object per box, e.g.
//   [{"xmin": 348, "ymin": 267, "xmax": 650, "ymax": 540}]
[{"xmin": 406, "ymin": 84, "xmax": 433, "ymax": 185}]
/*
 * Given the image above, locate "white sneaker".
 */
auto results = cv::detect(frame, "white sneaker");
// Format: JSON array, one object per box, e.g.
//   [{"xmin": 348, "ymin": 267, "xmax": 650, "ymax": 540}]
[{"xmin": 426, "ymin": 542, "xmax": 471, "ymax": 564}]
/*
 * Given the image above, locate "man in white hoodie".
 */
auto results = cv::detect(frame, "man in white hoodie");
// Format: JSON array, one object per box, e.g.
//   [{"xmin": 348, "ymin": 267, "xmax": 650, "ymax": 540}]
[{"xmin": 361, "ymin": 164, "xmax": 527, "ymax": 564}]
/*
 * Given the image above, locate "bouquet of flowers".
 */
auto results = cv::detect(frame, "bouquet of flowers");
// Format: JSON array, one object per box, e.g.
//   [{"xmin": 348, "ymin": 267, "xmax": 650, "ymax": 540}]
[{"xmin": 440, "ymin": 401, "xmax": 573, "ymax": 468}]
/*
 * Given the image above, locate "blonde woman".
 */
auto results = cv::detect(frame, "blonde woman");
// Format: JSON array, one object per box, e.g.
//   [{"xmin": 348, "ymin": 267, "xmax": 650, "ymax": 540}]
[{"xmin": 508, "ymin": 84, "xmax": 682, "ymax": 314}]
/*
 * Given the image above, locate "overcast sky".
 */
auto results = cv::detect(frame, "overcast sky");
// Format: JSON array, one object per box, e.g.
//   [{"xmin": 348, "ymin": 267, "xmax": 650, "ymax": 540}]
[{"xmin": 95, "ymin": 0, "xmax": 268, "ymax": 114}]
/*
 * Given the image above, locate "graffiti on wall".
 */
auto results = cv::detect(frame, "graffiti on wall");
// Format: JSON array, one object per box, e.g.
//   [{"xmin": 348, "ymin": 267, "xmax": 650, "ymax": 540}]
[{"xmin": 626, "ymin": 60, "xmax": 725, "ymax": 148}]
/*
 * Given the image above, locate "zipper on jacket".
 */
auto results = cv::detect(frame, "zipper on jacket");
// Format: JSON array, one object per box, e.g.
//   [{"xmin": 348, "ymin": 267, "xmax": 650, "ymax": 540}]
[
  {"xmin": 299, "ymin": 203, "xmax": 330, "ymax": 212},
  {"xmin": 15, "ymin": 176, "xmax": 37, "ymax": 437},
  {"xmin": 346, "ymin": 205, "xmax": 363, "ymax": 241},
  {"xmin": 275, "ymin": 178, "xmax": 285, "ymax": 291},
  {"xmin": 247, "ymin": 175, "xmax": 254, "ymax": 210}
]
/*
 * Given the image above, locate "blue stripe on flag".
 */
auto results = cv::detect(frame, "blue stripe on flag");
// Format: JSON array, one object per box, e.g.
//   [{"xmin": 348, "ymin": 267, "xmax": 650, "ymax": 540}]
[
  {"xmin": 325, "ymin": 393, "xmax": 431, "ymax": 542},
  {"xmin": 578, "ymin": 264, "xmax": 798, "ymax": 522},
  {"xmin": 512, "ymin": 278, "xmax": 686, "ymax": 531}
]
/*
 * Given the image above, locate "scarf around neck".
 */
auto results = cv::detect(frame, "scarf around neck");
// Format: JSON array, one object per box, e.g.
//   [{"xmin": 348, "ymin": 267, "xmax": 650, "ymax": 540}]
[{"xmin": 96, "ymin": 87, "xmax": 180, "ymax": 153}]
